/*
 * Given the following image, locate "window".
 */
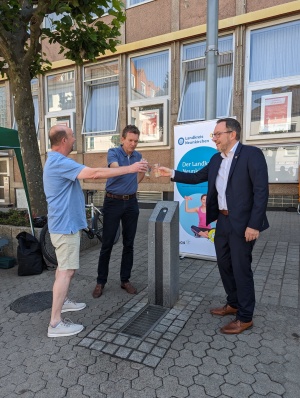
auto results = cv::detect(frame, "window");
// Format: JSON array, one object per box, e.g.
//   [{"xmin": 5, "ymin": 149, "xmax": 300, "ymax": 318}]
[
  {"xmin": 0, "ymin": 85, "xmax": 8, "ymax": 128},
  {"xmin": 86, "ymin": 137, "xmax": 95, "ymax": 150},
  {"xmin": 13, "ymin": 79, "xmax": 40, "ymax": 142},
  {"xmin": 178, "ymin": 35, "xmax": 233, "ymax": 123},
  {"xmin": 128, "ymin": 49, "xmax": 170, "ymax": 146},
  {"xmin": 127, "ymin": 0, "xmax": 154, "ymax": 8},
  {"xmin": 245, "ymin": 19, "xmax": 300, "ymax": 140},
  {"xmin": 46, "ymin": 71, "xmax": 75, "ymax": 112},
  {"xmin": 261, "ymin": 146, "xmax": 299, "ymax": 183},
  {"xmin": 82, "ymin": 60, "xmax": 119, "ymax": 152},
  {"xmin": 45, "ymin": 70, "xmax": 75, "ymax": 150}
]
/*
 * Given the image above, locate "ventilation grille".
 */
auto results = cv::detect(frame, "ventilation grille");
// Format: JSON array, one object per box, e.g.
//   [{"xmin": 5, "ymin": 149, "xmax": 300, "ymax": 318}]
[
  {"xmin": 119, "ymin": 304, "xmax": 168, "ymax": 339},
  {"xmin": 137, "ymin": 191, "xmax": 163, "ymax": 203}
]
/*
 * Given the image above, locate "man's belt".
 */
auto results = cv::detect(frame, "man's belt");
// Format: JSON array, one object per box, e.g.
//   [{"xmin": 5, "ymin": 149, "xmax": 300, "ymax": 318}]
[
  {"xmin": 219, "ymin": 209, "xmax": 229, "ymax": 216},
  {"xmin": 106, "ymin": 192, "xmax": 136, "ymax": 200}
]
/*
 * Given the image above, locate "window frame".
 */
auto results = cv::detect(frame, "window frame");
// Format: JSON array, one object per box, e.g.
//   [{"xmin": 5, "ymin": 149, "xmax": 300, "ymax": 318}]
[
  {"xmin": 178, "ymin": 34, "xmax": 234, "ymax": 124},
  {"xmin": 128, "ymin": 98, "xmax": 168, "ymax": 146},
  {"xmin": 44, "ymin": 69, "xmax": 76, "ymax": 151},
  {"xmin": 82, "ymin": 59, "xmax": 119, "ymax": 137},
  {"xmin": 45, "ymin": 111, "xmax": 76, "ymax": 151},
  {"xmin": 128, "ymin": 48, "xmax": 171, "ymax": 148},
  {"xmin": 244, "ymin": 16, "xmax": 300, "ymax": 143},
  {"xmin": 45, "ymin": 69, "xmax": 75, "ymax": 114},
  {"xmin": 82, "ymin": 59, "xmax": 120, "ymax": 153}
]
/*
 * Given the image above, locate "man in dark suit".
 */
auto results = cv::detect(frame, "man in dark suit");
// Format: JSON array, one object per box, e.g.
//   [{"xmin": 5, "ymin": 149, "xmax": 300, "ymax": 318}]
[{"xmin": 159, "ymin": 118, "xmax": 269, "ymax": 334}]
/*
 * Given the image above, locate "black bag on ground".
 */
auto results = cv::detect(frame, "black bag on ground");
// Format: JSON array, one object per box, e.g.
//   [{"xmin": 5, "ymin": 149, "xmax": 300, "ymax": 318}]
[{"xmin": 16, "ymin": 232, "xmax": 45, "ymax": 276}]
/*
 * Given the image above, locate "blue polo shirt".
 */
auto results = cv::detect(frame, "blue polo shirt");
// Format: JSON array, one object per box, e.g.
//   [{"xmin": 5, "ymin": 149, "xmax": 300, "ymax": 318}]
[
  {"xmin": 105, "ymin": 145, "xmax": 142, "ymax": 195},
  {"xmin": 43, "ymin": 151, "xmax": 87, "ymax": 234}
]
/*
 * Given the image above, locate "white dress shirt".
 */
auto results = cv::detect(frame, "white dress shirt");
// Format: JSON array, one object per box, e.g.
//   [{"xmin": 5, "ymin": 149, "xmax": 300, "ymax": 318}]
[
  {"xmin": 215, "ymin": 141, "xmax": 239, "ymax": 210},
  {"xmin": 171, "ymin": 141, "xmax": 239, "ymax": 210}
]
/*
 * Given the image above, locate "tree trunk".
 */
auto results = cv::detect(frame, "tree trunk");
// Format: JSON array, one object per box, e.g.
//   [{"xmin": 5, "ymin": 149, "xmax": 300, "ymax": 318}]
[{"xmin": 10, "ymin": 68, "xmax": 47, "ymax": 216}]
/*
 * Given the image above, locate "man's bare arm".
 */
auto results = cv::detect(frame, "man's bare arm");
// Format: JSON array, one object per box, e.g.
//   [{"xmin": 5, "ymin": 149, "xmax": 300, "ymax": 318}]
[{"xmin": 77, "ymin": 161, "xmax": 147, "ymax": 180}]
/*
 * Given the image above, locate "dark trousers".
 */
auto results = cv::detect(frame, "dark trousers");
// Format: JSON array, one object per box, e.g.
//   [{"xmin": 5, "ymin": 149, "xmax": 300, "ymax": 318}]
[
  {"xmin": 214, "ymin": 213, "xmax": 255, "ymax": 322},
  {"xmin": 97, "ymin": 196, "xmax": 139, "ymax": 285}
]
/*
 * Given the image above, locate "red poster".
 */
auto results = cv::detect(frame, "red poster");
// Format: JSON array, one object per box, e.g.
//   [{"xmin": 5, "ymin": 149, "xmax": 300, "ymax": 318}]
[
  {"xmin": 260, "ymin": 92, "xmax": 292, "ymax": 133},
  {"xmin": 264, "ymin": 96, "xmax": 288, "ymax": 125}
]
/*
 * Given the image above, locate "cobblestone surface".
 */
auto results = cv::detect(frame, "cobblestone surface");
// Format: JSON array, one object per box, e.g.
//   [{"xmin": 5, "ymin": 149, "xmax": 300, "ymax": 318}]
[
  {"xmin": 79, "ymin": 291, "xmax": 204, "ymax": 367},
  {"xmin": 0, "ymin": 210, "xmax": 300, "ymax": 397}
]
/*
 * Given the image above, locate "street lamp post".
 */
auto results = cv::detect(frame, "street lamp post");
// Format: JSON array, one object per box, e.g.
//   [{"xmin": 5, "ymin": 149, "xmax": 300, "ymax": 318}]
[{"xmin": 205, "ymin": 0, "xmax": 219, "ymax": 120}]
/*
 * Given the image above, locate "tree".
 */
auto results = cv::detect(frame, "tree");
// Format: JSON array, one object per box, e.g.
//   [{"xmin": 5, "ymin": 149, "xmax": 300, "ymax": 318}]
[{"xmin": 0, "ymin": 0, "xmax": 125, "ymax": 215}]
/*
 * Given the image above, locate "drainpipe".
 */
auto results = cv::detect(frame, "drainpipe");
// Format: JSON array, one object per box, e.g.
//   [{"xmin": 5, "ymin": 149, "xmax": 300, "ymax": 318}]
[{"xmin": 205, "ymin": 0, "xmax": 219, "ymax": 120}]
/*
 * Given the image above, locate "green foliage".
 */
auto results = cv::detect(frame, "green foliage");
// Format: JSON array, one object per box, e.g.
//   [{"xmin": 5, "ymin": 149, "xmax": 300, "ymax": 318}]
[
  {"xmin": 29, "ymin": 52, "xmax": 52, "ymax": 79},
  {"xmin": 0, "ymin": 0, "xmax": 126, "ymax": 77},
  {"xmin": 42, "ymin": 0, "xmax": 126, "ymax": 65},
  {"xmin": 0, "ymin": 0, "xmax": 20, "ymax": 32},
  {"xmin": 0, "ymin": 210, "xmax": 30, "ymax": 227}
]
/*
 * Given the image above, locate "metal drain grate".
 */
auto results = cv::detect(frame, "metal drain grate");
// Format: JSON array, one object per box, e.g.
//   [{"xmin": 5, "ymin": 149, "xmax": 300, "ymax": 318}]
[{"xmin": 120, "ymin": 304, "xmax": 168, "ymax": 339}]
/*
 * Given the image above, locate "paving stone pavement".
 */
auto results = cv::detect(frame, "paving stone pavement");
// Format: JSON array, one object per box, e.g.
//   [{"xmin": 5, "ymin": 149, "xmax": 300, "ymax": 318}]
[{"xmin": 0, "ymin": 209, "xmax": 300, "ymax": 398}]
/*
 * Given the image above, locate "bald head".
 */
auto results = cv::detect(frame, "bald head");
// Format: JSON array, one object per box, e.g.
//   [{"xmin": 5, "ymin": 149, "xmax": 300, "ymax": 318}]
[{"xmin": 49, "ymin": 125, "xmax": 70, "ymax": 147}]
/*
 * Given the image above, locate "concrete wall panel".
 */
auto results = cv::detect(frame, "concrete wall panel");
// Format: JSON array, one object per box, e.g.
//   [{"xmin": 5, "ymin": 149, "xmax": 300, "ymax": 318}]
[
  {"xmin": 180, "ymin": 0, "xmax": 236, "ymax": 31},
  {"xmin": 125, "ymin": 0, "xmax": 172, "ymax": 43},
  {"xmin": 247, "ymin": 0, "xmax": 295, "ymax": 13}
]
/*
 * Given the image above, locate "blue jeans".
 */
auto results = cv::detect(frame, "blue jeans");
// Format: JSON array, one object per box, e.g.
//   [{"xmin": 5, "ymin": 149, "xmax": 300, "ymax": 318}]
[{"xmin": 97, "ymin": 196, "xmax": 139, "ymax": 285}]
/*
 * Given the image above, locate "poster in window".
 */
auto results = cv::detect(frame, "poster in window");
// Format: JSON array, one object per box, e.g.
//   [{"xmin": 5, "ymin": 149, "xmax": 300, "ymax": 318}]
[
  {"xmin": 260, "ymin": 92, "xmax": 292, "ymax": 133},
  {"xmin": 138, "ymin": 109, "xmax": 159, "ymax": 142}
]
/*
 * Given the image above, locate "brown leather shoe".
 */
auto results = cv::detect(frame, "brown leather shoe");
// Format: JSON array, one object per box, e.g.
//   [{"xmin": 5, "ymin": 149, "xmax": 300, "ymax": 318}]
[
  {"xmin": 121, "ymin": 281, "xmax": 137, "ymax": 294},
  {"xmin": 221, "ymin": 319, "xmax": 253, "ymax": 334},
  {"xmin": 210, "ymin": 304, "xmax": 238, "ymax": 316},
  {"xmin": 92, "ymin": 284, "xmax": 104, "ymax": 298}
]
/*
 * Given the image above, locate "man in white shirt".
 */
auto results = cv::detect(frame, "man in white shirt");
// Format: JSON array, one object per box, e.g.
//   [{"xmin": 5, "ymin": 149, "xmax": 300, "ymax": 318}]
[{"xmin": 159, "ymin": 118, "xmax": 269, "ymax": 334}]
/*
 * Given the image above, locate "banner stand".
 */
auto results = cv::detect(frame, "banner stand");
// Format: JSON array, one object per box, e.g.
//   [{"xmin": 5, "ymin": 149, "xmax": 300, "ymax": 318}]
[
  {"xmin": 179, "ymin": 252, "xmax": 217, "ymax": 262},
  {"xmin": 174, "ymin": 120, "xmax": 218, "ymax": 261}
]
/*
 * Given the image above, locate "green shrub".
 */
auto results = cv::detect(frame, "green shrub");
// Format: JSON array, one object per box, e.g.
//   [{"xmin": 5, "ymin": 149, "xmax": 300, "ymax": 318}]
[{"xmin": 0, "ymin": 209, "xmax": 30, "ymax": 226}]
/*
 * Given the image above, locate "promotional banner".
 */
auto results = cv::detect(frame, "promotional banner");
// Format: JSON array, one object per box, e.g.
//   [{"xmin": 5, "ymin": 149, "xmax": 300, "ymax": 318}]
[{"xmin": 174, "ymin": 120, "xmax": 218, "ymax": 260}]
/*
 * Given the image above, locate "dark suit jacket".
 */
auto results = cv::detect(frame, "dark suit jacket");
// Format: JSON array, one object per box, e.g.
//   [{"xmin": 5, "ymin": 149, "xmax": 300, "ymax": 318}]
[{"xmin": 173, "ymin": 142, "xmax": 269, "ymax": 237}]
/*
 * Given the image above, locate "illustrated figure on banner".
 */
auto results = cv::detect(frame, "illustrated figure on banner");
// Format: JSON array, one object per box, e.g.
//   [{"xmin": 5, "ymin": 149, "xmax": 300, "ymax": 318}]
[{"xmin": 184, "ymin": 194, "xmax": 214, "ymax": 239}]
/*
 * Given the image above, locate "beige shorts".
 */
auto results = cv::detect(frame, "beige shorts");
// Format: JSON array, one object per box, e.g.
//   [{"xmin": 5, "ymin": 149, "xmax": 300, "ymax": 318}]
[{"xmin": 50, "ymin": 231, "xmax": 81, "ymax": 270}]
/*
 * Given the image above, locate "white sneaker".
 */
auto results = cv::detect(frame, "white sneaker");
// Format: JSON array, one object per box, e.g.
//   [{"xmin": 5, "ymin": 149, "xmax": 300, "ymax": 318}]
[
  {"xmin": 48, "ymin": 318, "xmax": 84, "ymax": 338},
  {"xmin": 61, "ymin": 298, "xmax": 86, "ymax": 313}
]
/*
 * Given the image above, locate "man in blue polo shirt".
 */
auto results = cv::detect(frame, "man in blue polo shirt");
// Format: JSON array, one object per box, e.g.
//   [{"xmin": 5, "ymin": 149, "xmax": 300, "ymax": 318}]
[
  {"xmin": 44, "ymin": 125, "xmax": 147, "ymax": 338},
  {"xmin": 93, "ymin": 125, "xmax": 145, "ymax": 298}
]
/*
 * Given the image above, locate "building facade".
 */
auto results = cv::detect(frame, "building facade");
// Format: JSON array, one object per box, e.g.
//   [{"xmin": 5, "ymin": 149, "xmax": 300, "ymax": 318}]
[{"xmin": 0, "ymin": 0, "xmax": 300, "ymax": 209}]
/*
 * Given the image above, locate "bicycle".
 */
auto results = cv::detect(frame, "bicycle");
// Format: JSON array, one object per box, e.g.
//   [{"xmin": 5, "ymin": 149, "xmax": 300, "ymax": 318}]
[{"xmin": 40, "ymin": 190, "xmax": 121, "ymax": 265}]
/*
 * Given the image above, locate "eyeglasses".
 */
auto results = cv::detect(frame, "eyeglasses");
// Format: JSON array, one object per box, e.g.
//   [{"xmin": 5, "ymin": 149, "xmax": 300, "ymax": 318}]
[{"xmin": 210, "ymin": 130, "xmax": 233, "ymax": 139}]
